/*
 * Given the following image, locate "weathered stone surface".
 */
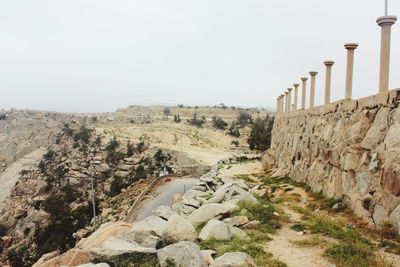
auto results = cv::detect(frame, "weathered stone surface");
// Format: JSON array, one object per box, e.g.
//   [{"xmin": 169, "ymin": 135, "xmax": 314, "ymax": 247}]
[
  {"xmin": 153, "ymin": 205, "xmax": 178, "ymax": 220},
  {"xmin": 372, "ymin": 204, "xmax": 388, "ymax": 225},
  {"xmin": 32, "ymin": 250, "xmax": 60, "ymax": 267},
  {"xmin": 74, "ymin": 263, "xmax": 110, "ymax": 267},
  {"xmin": 390, "ymin": 204, "xmax": 400, "ymax": 233},
  {"xmin": 121, "ymin": 230, "xmax": 162, "ymax": 248},
  {"xmin": 228, "ymin": 226, "xmax": 250, "ymax": 240},
  {"xmin": 242, "ymin": 220, "xmax": 261, "ymax": 230},
  {"xmin": 94, "ymin": 163, "xmax": 110, "ymax": 173},
  {"xmin": 77, "ymin": 222, "xmax": 133, "ymax": 250},
  {"xmin": 188, "ymin": 203, "xmax": 233, "ymax": 226},
  {"xmin": 206, "ymin": 183, "xmax": 258, "ymax": 204},
  {"xmin": 210, "ymin": 252, "xmax": 256, "ymax": 267},
  {"xmin": 157, "ymin": 241, "xmax": 207, "ymax": 267},
  {"xmin": 35, "ymin": 249, "xmax": 90, "ymax": 267},
  {"xmin": 223, "ymin": 216, "xmax": 249, "ymax": 227},
  {"xmin": 131, "ymin": 215, "xmax": 167, "ymax": 237},
  {"xmin": 201, "ymin": 250, "xmax": 216, "ymax": 265},
  {"xmin": 163, "ymin": 215, "xmax": 197, "ymax": 243},
  {"xmin": 385, "ymin": 123, "xmax": 400, "ymax": 149},
  {"xmin": 199, "ymin": 219, "xmax": 232, "ymax": 241},
  {"xmin": 382, "ymin": 167, "xmax": 400, "ymax": 197}
]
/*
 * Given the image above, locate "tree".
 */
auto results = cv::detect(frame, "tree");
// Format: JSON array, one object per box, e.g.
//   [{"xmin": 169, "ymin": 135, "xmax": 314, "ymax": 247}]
[
  {"xmin": 237, "ymin": 111, "xmax": 253, "ymax": 127},
  {"xmin": 247, "ymin": 116, "xmax": 274, "ymax": 151},
  {"xmin": 212, "ymin": 116, "xmax": 228, "ymax": 130}
]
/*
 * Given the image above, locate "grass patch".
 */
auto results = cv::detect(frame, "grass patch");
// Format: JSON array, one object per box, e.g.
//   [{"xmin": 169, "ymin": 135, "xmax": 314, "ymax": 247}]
[
  {"xmin": 291, "ymin": 236, "xmax": 328, "ymax": 248},
  {"xmin": 291, "ymin": 222, "xmax": 308, "ymax": 232},
  {"xmin": 199, "ymin": 237, "xmax": 287, "ymax": 267},
  {"xmin": 234, "ymin": 174, "xmax": 256, "ymax": 183},
  {"xmin": 324, "ymin": 239, "xmax": 390, "ymax": 267},
  {"xmin": 232, "ymin": 199, "xmax": 282, "ymax": 233}
]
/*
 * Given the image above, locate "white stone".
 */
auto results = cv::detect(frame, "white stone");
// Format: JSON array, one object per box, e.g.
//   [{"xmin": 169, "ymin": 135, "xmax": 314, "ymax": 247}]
[{"xmin": 199, "ymin": 219, "xmax": 232, "ymax": 241}]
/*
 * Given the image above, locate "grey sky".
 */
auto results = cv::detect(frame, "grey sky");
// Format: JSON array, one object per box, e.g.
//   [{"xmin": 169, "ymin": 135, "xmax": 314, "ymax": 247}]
[{"xmin": 1, "ymin": 0, "xmax": 399, "ymax": 112}]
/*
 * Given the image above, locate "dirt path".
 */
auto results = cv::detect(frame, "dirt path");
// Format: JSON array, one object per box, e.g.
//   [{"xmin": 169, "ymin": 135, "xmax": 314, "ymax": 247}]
[
  {"xmin": 266, "ymin": 207, "xmax": 332, "ymax": 267},
  {"xmin": 0, "ymin": 147, "xmax": 46, "ymax": 208}
]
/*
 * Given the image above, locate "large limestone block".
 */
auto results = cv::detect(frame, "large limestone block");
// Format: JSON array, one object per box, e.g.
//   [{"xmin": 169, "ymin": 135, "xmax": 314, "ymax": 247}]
[
  {"xmin": 206, "ymin": 182, "xmax": 258, "ymax": 205},
  {"xmin": 210, "ymin": 252, "xmax": 256, "ymax": 267},
  {"xmin": 153, "ymin": 205, "xmax": 178, "ymax": 220},
  {"xmin": 188, "ymin": 203, "xmax": 234, "ymax": 226},
  {"xmin": 385, "ymin": 123, "xmax": 400, "ymax": 149},
  {"xmin": 77, "ymin": 222, "xmax": 133, "ymax": 250},
  {"xmin": 199, "ymin": 219, "xmax": 232, "ymax": 241},
  {"xmin": 157, "ymin": 241, "xmax": 207, "ymax": 267},
  {"xmin": 132, "ymin": 215, "xmax": 167, "ymax": 237},
  {"xmin": 372, "ymin": 204, "xmax": 388, "ymax": 225},
  {"xmin": 163, "ymin": 215, "xmax": 197, "ymax": 243},
  {"xmin": 390, "ymin": 204, "xmax": 400, "ymax": 233},
  {"xmin": 120, "ymin": 230, "xmax": 162, "ymax": 248},
  {"xmin": 361, "ymin": 107, "xmax": 389, "ymax": 149}
]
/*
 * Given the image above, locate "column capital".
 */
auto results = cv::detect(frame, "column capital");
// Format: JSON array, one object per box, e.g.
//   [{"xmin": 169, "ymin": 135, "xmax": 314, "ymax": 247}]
[
  {"xmin": 280, "ymin": 94, "xmax": 285, "ymax": 97},
  {"xmin": 309, "ymin": 71, "xmax": 318, "ymax": 76},
  {"xmin": 287, "ymin": 88, "xmax": 293, "ymax": 92},
  {"xmin": 293, "ymin": 83, "xmax": 299, "ymax": 88},
  {"xmin": 301, "ymin": 77, "xmax": 308, "ymax": 82},
  {"xmin": 324, "ymin": 61, "xmax": 335, "ymax": 66},
  {"xmin": 377, "ymin": 16, "xmax": 397, "ymax": 26},
  {"xmin": 345, "ymin": 43, "xmax": 358, "ymax": 50}
]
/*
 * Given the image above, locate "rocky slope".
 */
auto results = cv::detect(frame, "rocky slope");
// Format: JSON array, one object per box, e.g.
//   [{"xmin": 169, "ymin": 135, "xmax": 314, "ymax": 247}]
[
  {"xmin": 0, "ymin": 123, "xmax": 180, "ymax": 266},
  {"xmin": 32, "ymin": 156, "xmax": 269, "ymax": 267}
]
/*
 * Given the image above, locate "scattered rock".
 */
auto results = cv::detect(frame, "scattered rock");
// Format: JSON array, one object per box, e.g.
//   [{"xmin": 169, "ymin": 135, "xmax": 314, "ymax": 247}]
[
  {"xmin": 201, "ymin": 250, "xmax": 216, "ymax": 265},
  {"xmin": 199, "ymin": 219, "xmax": 232, "ymax": 241},
  {"xmin": 210, "ymin": 252, "xmax": 256, "ymax": 267},
  {"xmin": 163, "ymin": 215, "xmax": 197, "ymax": 243},
  {"xmin": 121, "ymin": 230, "xmax": 162, "ymax": 248},
  {"xmin": 242, "ymin": 221, "xmax": 261, "ymax": 230},
  {"xmin": 153, "ymin": 205, "xmax": 178, "ymax": 220},
  {"xmin": 188, "ymin": 203, "xmax": 233, "ymax": 226},
  {"xmin": 157, "ymin": 241, "xmax": 207, "ymax": 267},
  {"xmin": 132, "ymin": 215, "xmax": 167, "ymax": 237}
]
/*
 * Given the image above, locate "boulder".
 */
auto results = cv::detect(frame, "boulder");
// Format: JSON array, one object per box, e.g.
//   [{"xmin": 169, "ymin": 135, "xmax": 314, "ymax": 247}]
[
  {"xmin": 188, "ymin": 203, "xmax": 233, "ymax": 226},
  {"xmin": 95, "ymin": 163, "xmax": 110, "ymax": 173},
  {"xmin": 228, "ymin": 226, "xmax": 250, "ymax": 240},
  {"xmin": 390, "ymin": 204, "xmax": 400, "ymax": 233},
  {"xmin": 206, "ymin": 183, "xmax": 258, "ymax": 204},
  {"xmin": 210, "ymin": 252, "xmax": 256, "ymax": 267},
  {"xmin": 163, "ymin": 215, "xmax": 197, "ymax": 243},
  {"xmin": 223, "ymin": 216, "xmax": 249, "ymax": 227},
  {"xmin": 199, "ymin": 219, "xmax": 232, "ymax": 241},
  {"xmin": 77, "ymin": 222, "xmax": 133, "ymax": 250},
  {"xmin": 132, "ymin": 215, "xmax": 167, "ymax": 237},
  {"xmin": 32, "ymin": 250, "xmax": 60, "ymax": 267},
  {"xmin": 89, "ymin": 237, "xmax": 157, "ymax": 266},
  {"xmin": 157, "ymin": 241, "xmax": 207, "ymax": 267},
  {"xmin": 201, "ymin": 250, "xmax": 216, "ymax": 265},
  {"xmin": 242, "ymin": 221, "xmax": 261, "ymax": 230},
  {"xmin": 172, "ymin": 202, "xmax": 197, "ymax": 215},
  {"xmin": 153, "ymin": 205, "xmax": 178, "ymax": 220},
  {"xmin": 121, "ymin": 230, "xmax": 162, "ymax": 248},
  {"xmin": 13, "ymin": 208, "xmax": 27, "ymax": 218},
  {"xmin": 35, "ymin": 249, "xmax": 90, "ymax": 267}
]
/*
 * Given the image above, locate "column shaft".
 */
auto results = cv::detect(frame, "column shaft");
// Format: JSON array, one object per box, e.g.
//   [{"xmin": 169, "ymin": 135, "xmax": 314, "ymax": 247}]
[
  {"xmin": 301, "ymin": 78, "xmax": 307, "ymax": 110},
  {"xmin": 345, "ymin": 43, "xmax": 358, "ymax": 100},
  {"xmin": 324, "ymin": 61, "xmax": 334, "ymax": 105},
  {"xmin": 309, "ymin": 72, "xmax": 317, "ymax": 109}
]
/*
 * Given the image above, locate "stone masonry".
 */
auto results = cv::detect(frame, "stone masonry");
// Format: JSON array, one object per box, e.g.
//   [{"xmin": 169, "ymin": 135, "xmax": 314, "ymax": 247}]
[{"xmin": 263, "ymin": 89, "xmax": 400, "ymax": 230}]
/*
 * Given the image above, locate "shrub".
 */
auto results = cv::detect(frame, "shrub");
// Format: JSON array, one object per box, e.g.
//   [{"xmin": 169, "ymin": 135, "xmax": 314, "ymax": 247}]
[
  {"xmin": 43, "ymin": 150, "xmax": 55, "ymax": 161},
  {"xmin": 173, "ymin": 114, "xmax": 181, "ymax": 123},
  {"xmin": 227, "ymin": 122, "xmax": 240, "ymax": 137},
  {"xmin": 247, "ymin": 116, "xmax": 274, "ymax": 151},
  {"xmin": 126, "ymin": 141, "xmax": 134, "ymax": 157},
  {"xmin": 105, "ymin": 136, "xmax": 119, "ymax": 152},
  {"xmin": 187, "ymin": 113, "xmax": 206, "ymax": 128},
  {"xmin": 212, "ymin": 116, "xmax": 228, "ymax": 130},
  {"xmin": 237, "ymin": 111, "xmax": 253, "ymax": 126},
  {"xmin": 154, "ymin": 149, "xmax": 170, "ymax": 162},
  {"xmin": 73, "ymin": 125, "xmax": 92, "ymax": 143},
  {"xmin": 109, "ymin": 175, "xmax": 125, "ymax": 197},
  {"xmin": 231, "ymin": 140, "xmax": 239, "ymax": 147},
  {"xmin": 136, "ymin": 140, "xmax": 146, "ymax": 153},
  {"xmin": 62, "ymin": 123, "xmax": 74, "ymax": 136}
]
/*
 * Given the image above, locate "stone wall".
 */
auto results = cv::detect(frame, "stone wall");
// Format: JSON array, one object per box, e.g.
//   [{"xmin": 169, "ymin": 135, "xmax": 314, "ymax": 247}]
[{"xmin": 262, "ymin": 89, "xmax": 400, "ymax": 229}]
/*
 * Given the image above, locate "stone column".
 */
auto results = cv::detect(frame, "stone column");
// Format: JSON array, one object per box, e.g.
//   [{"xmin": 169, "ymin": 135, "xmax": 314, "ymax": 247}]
[
  {"xmin": 309, "ymin": 72, "xmax": 318, "ymax": 109},
  {"xmin": 293, "ymin": 84, "xmax": 299, "ymax": 111},
  {"xmin": 301, "ymin": 77, "xmax": 308, "ymax": 110},
  {"xmin": 344, "ymin": 43, "xmax": 358, "ymax": 100},
  {"xmin": 280, "ymin": 94, "xmax": 285, "ymax": 114},
  {"xmin": 276, "ymin": 97, "xmax": 280, "ymax": 114},
  {"xmin": 287, "ymin": 88, "xmax": 293, "ymax": 112},
  {"xmin": 285, "ymin": 91, "xmax": 289, "ymax": 113},
  {"xmin": 377, "ymin": 16, "xmax": 397, "ymax": 93},
  {"xmin": 324, "ymin": 61, "xmax": 334, "ymax": 104}
]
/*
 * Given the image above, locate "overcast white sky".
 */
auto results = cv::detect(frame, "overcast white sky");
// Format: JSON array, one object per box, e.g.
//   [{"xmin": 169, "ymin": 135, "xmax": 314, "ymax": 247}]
[{"xmin": 1, "ymin": 0, "xmax": 400, "ymax": 112}]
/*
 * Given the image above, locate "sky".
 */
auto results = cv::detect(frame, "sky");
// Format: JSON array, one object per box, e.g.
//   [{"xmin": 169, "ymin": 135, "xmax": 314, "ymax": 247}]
[{"xmin": 0, "ymin": 0, "xmax": 400, "ymax": 113}]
